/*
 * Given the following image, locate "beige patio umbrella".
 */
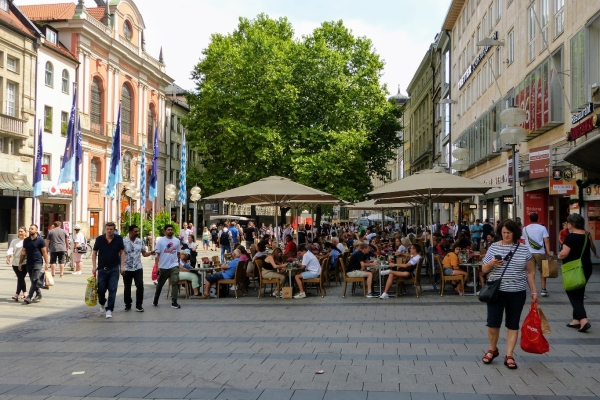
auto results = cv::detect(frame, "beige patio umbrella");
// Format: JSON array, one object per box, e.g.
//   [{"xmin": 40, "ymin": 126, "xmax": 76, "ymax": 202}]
[
  {"xmin": 205, "ymin": 176, "xmax": 341, "ymax": 245},
  {"xmin": 346, "ymin": 199, "xmax": 412, "ymax": 229}
]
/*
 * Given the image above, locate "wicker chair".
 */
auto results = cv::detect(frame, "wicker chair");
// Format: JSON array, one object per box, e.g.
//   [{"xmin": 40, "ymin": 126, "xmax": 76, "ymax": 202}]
[
  {"xmin": 166, "ymin": 279, "xmax": 190, "ymax": 299},
  {"xmin": 395, "ymin": 257, "xmax": 424, "ymax": 297},
  {"xmin": 436, "ymin": 255, "xmax": 465, "ymax": 296},
  {"xmin": 254, "ymin": 259, "xmax": 282, "ymax": 298},
  {"xmin": 340, "ymin": 257, "xmax": 367, "ymax": 297},
  {"xmin": 217, "ymin": 260, "xmax": 248, "ymax": 299},
  {"xmin": 303, "ymin": 259, "xmax": 326, "ymax": 297}
]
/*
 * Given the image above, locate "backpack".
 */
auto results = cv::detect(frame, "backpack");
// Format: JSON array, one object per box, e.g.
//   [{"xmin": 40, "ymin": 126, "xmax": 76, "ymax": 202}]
[{"xmin": 220, "ymin": 232, "xmax": 230, "ymax": 245}]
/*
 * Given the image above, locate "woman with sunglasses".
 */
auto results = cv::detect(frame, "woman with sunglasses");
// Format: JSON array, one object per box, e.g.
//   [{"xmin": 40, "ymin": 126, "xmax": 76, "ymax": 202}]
[{"xmin": 480, "ymin": 219, "xmax": 537, "ymax": 370}]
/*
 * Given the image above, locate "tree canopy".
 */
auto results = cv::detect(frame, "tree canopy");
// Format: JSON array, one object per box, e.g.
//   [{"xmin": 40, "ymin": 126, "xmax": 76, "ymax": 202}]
[{"xmin": 186, "ymin": 14, "xmax": 402, "ymax": 202}]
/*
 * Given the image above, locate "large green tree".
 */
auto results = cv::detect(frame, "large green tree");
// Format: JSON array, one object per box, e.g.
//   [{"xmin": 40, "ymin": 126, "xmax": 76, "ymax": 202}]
[{"xmin": 186, "ymin": 14, "xmax": 402, "ymax": 202}]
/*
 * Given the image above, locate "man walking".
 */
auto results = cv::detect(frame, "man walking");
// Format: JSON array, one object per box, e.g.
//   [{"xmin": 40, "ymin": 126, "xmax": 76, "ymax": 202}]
[
  {"xmin": 72, "ymin": 225, "xmax": 85, "ymax": 274},
  {"xmin": 153, "ymin": 224, "xmax": 182, "ymax": 309},
  {"xmin": 92, "ymin": 222, "xmax": 125, "ymax": 319},
  {"xmin": 123, "ymin": 224, "xmax": 152, "ymax": 312},
  {"xmin": 482, "ymin": 219, "xmax": 493, "ymax": 241},
  {"xmin": 219, "ymin": 227, "xmax": 232, "ymax": 263},
  {"xmin": 470, "ymin": 219, "xmax": 483, "ymax": 250},
  {"xmin": 244, "ymin": 222, "xmax": 256, "ymax": 248},
  {"xmin": 19, "ymin": 224, "xmax": 50, "ymax": 305},
  {"xmin": 229, "ymin": 222, "xmax": 240, "ymax": 247},
  {"xmin": 523, "ymin": 212, "xmax": 553, "ymax": 297},
  {"xmin": 46, "ymin": 221, "xmax": 69, "ymax": 277}
]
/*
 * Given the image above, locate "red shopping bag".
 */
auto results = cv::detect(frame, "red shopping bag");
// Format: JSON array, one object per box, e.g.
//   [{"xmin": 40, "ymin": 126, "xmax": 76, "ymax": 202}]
[
  {"xmin": 520, "ymin": 302, "xmax": 550, "ymax": 354},
  {"xmin": 151, "ymin": 264, "xmax": 158, "ymax": 281}
]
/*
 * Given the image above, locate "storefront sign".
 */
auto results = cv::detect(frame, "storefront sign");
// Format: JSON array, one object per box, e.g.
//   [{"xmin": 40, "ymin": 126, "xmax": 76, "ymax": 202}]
[
  {"xmin": 458, "ymin": 32, "xmax": 498, "ymax": 89},
  {"xmin": 63, "ymin": 221, "xmax": 71, "ymax": 234},
  {"xmin": 569, "ymin": 203, "xmax": 580, "ymax": 214},
  {"xmin": 469, "ymin": 204, "xmax": 478, "ymax": 209},
  {"xmin": 503, "ymin": 196, "xmax": 514, "ymax": 204},
  {"xmin": 524, "ymin": 191, "xmax": 547, "ymax": 226},
  {"xmin": 515, "ymin": 58, "xmax": 553, "ymax": 134},
  {"xmin": 549, "ymin": 168, "xmax": 577, "ymax": 195},
  {"xmin": 569, "ymin": 114, "xmax": 598, "ymax": 141},
  {"xmin": 572, "ymin": 103, "xmax": 594, "ymax": 124},
  {"xmin": 528, "ymin": 146, "xmax": 550, "ymax": 179},
  {"xmin": 584, "ymin": 184, "xmax": 600, "ymax": 200},
  {"xmin": 48, "ymin": 186, "xmax": 73, "ymax": 195},
  {"xmin": 41, "ymin": 164, "xmax": 49, "ymax": 175}
]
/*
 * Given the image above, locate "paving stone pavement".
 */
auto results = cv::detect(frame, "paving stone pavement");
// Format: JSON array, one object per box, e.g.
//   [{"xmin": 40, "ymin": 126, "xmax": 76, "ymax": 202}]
[{"xmin": 1, "ymin": 247, "xmax": 599, "ymax": 399}]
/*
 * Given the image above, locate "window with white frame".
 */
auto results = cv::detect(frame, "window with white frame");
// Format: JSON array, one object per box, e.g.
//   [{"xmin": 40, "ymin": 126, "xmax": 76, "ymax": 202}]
[
  {"xmin": 443, "ymin": 102, "xmax": 450, "ymax": 137},
  {"xmin": 554, "ymin": 0, "xmax": 564, "ymax": 38},
  {"xmin": 489, "ymin": 55, "xmax": 495, "ymax": 83},
  {"xmin": 45, "ymin": 62, "xmax": 53, "ymax": 87},
  {"xmin": 528, "ymin": 5, "xmax": 536, "ymax": 63},
  {"xmin": 61, "ymin": 111, "xmax": 68, "ymax": 136},
  {"xmin": 6, "ymin": 81, "xmax": 16, "ymax": 116},
  {"xmin": 496, "ymin": 0, "xmax": 502, "ymax": 22},
  {"xmin": 44, "ymin": 106, "xmax": 53, "ymax": 132},
  {"xmin": 489, "ymin": 5, "xmax": 494, "ymax": 32},
  {"xmin": 61, "ymin": 70, "xmax": 69, "ymax": 94},
  {"xmin": 477, "ymin": 24, "xmax": 481, "ymax": 44},
  {"xmin": 496, "ymin": 47, "xmax": 502, "ymax": 76},
  {"xmin": 540, "ymin": 0, "xmax": 549, "ymax": 50},
  {"xmin": 482, "ymin": 14, "xmax": 487, "ymax": 38},
  {"xmin": 444, "ymin": 51, "xmax": 450, "ymax": 85},
  {"xmin": 46, "ymin": 28, "xmax": 57, "ymax": 45},
  {"xmin": 483, "ymin": 62, "xmax": 488, "ymax": 88},
  {"xmin": 508, "ymin": 29, "xmax": 515, "ymax": 64},
  {"xmin": 6, "ymin": 56, "xmax": 17, "ymax": 72},
  {"xmin": 0, "ymin": 0, "xmax": 8, "ymax": 12},
  {"xmin": 7, "ymin": 138, "xmax": 15, "ymax": 155},
  {"xmin": 43, "ymin": 154, "xmax": 51, "ymax": 180}
]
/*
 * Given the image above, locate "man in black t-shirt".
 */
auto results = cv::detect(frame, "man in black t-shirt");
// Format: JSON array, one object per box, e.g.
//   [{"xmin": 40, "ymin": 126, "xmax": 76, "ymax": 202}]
[
  {"xmin": 209, "ymin": 225, "xmax": 219, "ymax": 251},
  {"xmin": 244, "ymin": 222, "xmax": 257, "ymax": 248},
  {"xmin": 19, "ymin": 224, "xmax": 50, "ymax": 304},
  {"xmin": 345, "ymin": 243, "xmax": 376, "ymax": 297},
  {"xmin": 297, "ymin": 224, "xmax": 308, "ymax": 246}
]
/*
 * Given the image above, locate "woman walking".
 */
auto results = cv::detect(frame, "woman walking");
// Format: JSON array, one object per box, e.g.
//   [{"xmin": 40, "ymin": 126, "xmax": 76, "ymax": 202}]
[
  {"xmin": 6, "ymin": 227, "xmax": 28, "ymax": 301},
  {"xmin": 558, "ymin": 213, "xmax": 597, "ymax": 333},
  {"xmin": 202, "ymin": 227, "xmax": 210, "ymax": 252},
  {"xmin": 481, "ymin": 219, "xmax": 537, "ymax": 370}
]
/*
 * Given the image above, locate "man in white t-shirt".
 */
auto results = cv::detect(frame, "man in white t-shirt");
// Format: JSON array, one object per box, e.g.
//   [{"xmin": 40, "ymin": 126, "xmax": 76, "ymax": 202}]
[
  {"xmin": 523, "ymin": 212, "xmax": 553, "ymax": 297},
  {"xmin": 153, "ymin": 224, "xmax": 182, "ymax": 309},
  {"xmin": 365, "ymin": 229, "xmax": 377, "ymax": 242},
  {"xmin": 293, "ymin": 244, "xmax": 322, "ymax": 299}
]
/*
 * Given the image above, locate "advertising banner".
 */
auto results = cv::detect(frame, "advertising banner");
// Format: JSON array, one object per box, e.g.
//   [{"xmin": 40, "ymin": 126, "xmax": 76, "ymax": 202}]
[
  {"xmin": 524, "ymin": 191, "xmax": 548, "ymax": 226},
  {"xmin": 529, "ymin": 146, "xmax": 550, "ymax": 179},
  {"xmin": 549, "ymin": 167, "xmax": 577, "ymax": 195}
]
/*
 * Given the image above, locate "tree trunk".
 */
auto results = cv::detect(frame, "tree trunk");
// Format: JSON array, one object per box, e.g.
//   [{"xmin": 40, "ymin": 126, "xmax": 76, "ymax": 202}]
[{"xmin": 316, "ymin": 205, "xmax": 322, "ymax": 235}]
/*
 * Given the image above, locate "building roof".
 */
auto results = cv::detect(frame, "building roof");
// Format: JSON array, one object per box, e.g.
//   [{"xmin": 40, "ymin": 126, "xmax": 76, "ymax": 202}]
[
  {"xmin": 389, "ymin": 85, "xmax": 409, "ymax": 105},
  {"xmin": 42, "ymin": 39, "xmax": 79, "ymax": 63},
  {"xmin": 0, "ymin": 3, "xmax": 39, "ymax": 38},
  {"xmin": 442, "ymin": 0, "xmax": 466, "ymax": 31},
  {"xmin": 19, "ymin": 3, "xmax": 105, "ymax": 23},
  {"xmin": 166, "ymin": 83, "xmax": 187, "ymax": 95}
]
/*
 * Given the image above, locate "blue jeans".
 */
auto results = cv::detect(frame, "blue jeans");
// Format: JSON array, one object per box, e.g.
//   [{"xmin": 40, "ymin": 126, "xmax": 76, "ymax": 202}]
[
  {"xmin": 220, "ymin": 244, "xmax": 231, "ymax": 263},
  {"xmin": 98, "ymin": 267, "xmax": 120, "ymax": 311}
]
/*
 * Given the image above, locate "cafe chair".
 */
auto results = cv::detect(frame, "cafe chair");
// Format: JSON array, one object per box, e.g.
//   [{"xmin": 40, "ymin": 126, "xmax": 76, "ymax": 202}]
[
  {"xmin": 217, "ymin": 260, "xmax": 248, "ymax": 299},
  {"xmin": 245, "ymin": 260, "xmax": 258, "ymax": 291},
  {"xmin": 304, "ymin": 259, "xmax": 326, "ymax": 297},
  {"xmin": 166, "ymin": 279, "xmax": 190, "ymax": 299},
  {"xmin": 254, "ymin": 259, "xmax": 281, "ymax": 299},
  {"xmin": 224, "ymin": 253, "xmax": 233, "ymax": 262},
  {"xmin": 211, "ymin": 255, "xmax": 221, "ymax": 267},
  {"xmin": 340, "ymin": 258, "xmax": 367, "ymax": 297},
  {"xmin": 436, "ymin": 255, "xmax": 465, "ymax": 296},
  {"xmin": 395, "ymin": 257, "xmax": 424, "ymax": 298}
]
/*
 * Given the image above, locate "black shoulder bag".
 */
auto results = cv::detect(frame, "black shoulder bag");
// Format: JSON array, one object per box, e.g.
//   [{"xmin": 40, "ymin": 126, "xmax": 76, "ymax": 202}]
[{"xmin": 478, "ymin": 243, "xmax": 519, "ymax": 303}]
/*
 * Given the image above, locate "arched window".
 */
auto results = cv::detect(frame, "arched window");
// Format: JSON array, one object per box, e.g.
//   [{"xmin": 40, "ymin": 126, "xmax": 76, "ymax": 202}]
[
  {"xmin": 147, "ymin": 107, "xmax": 154, "ymax": 149},
  {"xmin": 122, "ymin": 152, "xmax": 132, "ymax": 181},
  {"xmin": 121, "ymin": 84, "xmax": 132, "ymax": 136},
  {"xmin": 45, "ymin": 62, "xmax": 53, "ymax": 87},
  {"xmin": 90, "ymin": 158, "xmax": 99, "ymax": 183},
  {"xmin": 61, "ymin": 70, "xmax": 69, "ymax": 94},
  {"xmin": 90, "ymin": 77, "xmax": 103, "ymax": 134}
]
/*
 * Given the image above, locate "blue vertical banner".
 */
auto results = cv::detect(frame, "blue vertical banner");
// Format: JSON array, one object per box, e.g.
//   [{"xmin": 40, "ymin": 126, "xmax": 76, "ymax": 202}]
[
  {"xmin": 33, "ymin": 124, "xmax": 43, "ymax": 198},
  {"xmin": 149, "ymin": 125, "xmax": 158, "ymax": 202},
  {"xmin": 74, "ymin": 117, "xmax": 83, "ymax": 195},
  {"xmin": 140, "ymin": 140, "xmax": 146, "ymax": 210},
  {"xmin": 178, "ymin": 133, "xmax": 187, "ymax": 203},
  {"xmin": 57, "ymin": 88, "xmax": 77, "ymax": 186},
  {"xmin": 106, "ymin": 105, "xmax": 123, "ymax": 199}
]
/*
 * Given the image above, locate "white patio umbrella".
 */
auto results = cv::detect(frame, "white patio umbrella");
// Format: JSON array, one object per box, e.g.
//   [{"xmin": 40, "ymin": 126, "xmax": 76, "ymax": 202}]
[{"xmin": 346, "ymin": 199, "xmax": 412, "ymax": 228}]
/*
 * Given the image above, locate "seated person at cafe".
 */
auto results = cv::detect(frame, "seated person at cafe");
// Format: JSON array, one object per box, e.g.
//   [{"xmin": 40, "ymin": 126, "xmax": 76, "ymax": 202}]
[
  {"xmin": 331, "ymin": 236, "xmax": 345, "ymax": 253},
  {"xmin": 262, "ymin": 247, "xmax": 287, "ymax": 297},
  {"xmin": 380, "ymin": 231, "xmax": 390, "ymax": 245},
  {"xmin": 346, "ymin": 243, "xmax": 377, "ymax": 297},
  {"xmin": 178, "ymin": 251, "xmax": 201, "ymax": 298},
  {"xmin": 442, "ymin": 244, "xmax": 469, "ymax": 295},
  {"xmin": 201, "ymin": 249, "xmax": 241, "ymax": 299},
  {"xmin": 293, "ymin": 244, "xmax": 322, "ymax": 299},
  {"xmin": 236, "ymin": 244, "xmax": 253, "ymax": 273},
  {"xmin": 456, "ymin": 232, "xmax": 472, "ymax": 249},
  {"xmin": 283, "ymin": 234, "xmax": 297, "ymax": 258},
  {"xmin": 395, "ymin": 237, "xmax": 412, "ymax": 258},
  {"xmin": 379, "ymin": 243, "xmax": 422, "ymax": 299},
  {"xmin": 368, "ymin": 237, "xmax": 379, "ymax": 257},
  {"xmin": 345, "ymin": 233, "xmax": 355, "ymax": 250},
  {"xmin": 324, "ymin": 242, "xmax": 341, "ymax": 271},
  {"xmin": 253, "ymin": 241, "xmax": 268, "ymax": 261}
]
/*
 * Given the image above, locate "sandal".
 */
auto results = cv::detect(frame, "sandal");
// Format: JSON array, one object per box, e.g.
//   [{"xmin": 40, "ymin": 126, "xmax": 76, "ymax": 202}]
[
  {"xmin": 482, "ymin": 349, "xmax": 499, "ymax": 364},
  {"xmin": 504, "ymin": 355, "xmax": 518, "ymax": 369},
  {"xmin": 11, "ymin": 295, "xmax": 19, "ymax": 301},
  {"xmin": 200, "ymin": 293, "xmax": 210, "ymax": 299}
]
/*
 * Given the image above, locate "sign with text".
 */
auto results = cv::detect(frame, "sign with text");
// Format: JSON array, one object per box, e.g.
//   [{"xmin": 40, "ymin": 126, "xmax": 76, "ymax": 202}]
[
  {"xmin": 549, "ymin": 168, "xmax": 577, "ymax": 195},
  {"xmin": 528, "ymin": 146, "xmax": 550, "ymax": 179},
  {"xmin": 524, "ymin": 191, "xmax": 547, "ymax": 226},
  {"xmin": 41, "ymin": 164, "xmax": 49, "ymax": 175}
]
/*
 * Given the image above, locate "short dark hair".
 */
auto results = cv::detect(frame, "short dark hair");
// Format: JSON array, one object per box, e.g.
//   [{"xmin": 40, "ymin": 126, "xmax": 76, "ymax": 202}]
[
  {"xmin": 128, "ymin": 224, "xmax": 139, "ymax": 232},
  {"xmin": 298, "ymin": 244, "xmax": 308, "ymax": 252},
  {"xmin": 30, "ymin": 224, "xmax": 38, "ymax": 229},
  {"xmin": 163, "ymin": 224, "xmax": 174, "ymax": 231},
  {"xmin": 567, "ymin": 213, "xmax": 585, "ymax": 230},
  {"xmin": 257, "ymin": 241, "xmax": 266, "ymax": 252},
  {"xmin": 496, "ymin": 219, "xmax": 521, "ymax": 243},
  {"xmin": 189, "ymin": 234, "xmax": 195, "ymax": 241},
  {"xmin": 359, "ymin": 243, "xmax": 369, "ymax": 250},
  {"xmin": 53, "ymin": 221, "xmax": 61, "ymax": 228},
  {"xmin": 529, "ymin": 213, "xmax": 539, "ymax": 223},
  {"xmin": 105, "ymin": 222, "xmax": 116, "ymax": 228},
  {"xmin": 412, "ymin": 243, "xmax": 422, "ymax": 254}
]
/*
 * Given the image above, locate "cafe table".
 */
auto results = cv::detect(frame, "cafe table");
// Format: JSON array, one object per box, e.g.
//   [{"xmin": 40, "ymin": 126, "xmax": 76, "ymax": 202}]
[
  {"xmin": 284, "ymin": 266, "xmax": 303, "ymax": 287},
  {"xmin": 459, "ymin": 263, "xmax": 482, "ymax": 297},
  {"xmin": 192, "ymin": 266, "xmax": 217, "ymax": 288},
  {"xmin": 367, "ymin": 263, "xmax": 394, "ymax": 297}
]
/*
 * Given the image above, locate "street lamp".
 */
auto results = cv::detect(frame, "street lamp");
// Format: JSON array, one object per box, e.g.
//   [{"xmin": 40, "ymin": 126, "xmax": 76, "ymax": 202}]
[
  {"xmin": 499, "ymin": 107, "xmax": 527, "ymax": 220},
  {"xmin": 165, "ymin": 183, "xmax": 177, "ymax": 221},
  {"xmin": 12, "ymin": 169, "xmax": 25, "ymax": 233},
  {"xmin": 190, "ymin": 185, "xmax": 202, "ymax": 235},
  {"xmin": 452, "ymin": 147, "xmax": 470, "ymax": 172},
  {"xmin": 125, "ymin": 187, "xmax": 141, "ymax": 226}
]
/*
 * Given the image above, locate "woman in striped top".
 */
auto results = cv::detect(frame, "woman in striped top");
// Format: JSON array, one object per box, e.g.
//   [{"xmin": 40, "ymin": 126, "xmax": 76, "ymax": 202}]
[{"xmin": 481, "ymin": 219, "xmax": 537, "ymax": 370}]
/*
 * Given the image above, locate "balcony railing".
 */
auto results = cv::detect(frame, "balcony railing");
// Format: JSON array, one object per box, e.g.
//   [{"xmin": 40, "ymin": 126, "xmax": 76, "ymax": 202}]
[
  {"xmin": 86, "ymin": 14, "xmax": 111, "ymax": 35},
  {"xmin": 0, "ymin": 114, "xmax": 26, "ymax": 139},
  {"xmin": 142, "ymin": 52, "xmax": 161, "ymax": 69},
  {"xmin": 118, "ymin": 34, "xmax": 139, "ymax": 55}
]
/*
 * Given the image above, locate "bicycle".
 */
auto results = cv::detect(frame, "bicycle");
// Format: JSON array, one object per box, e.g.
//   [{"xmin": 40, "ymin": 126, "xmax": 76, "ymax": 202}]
[
  {"xmin": 64, "ymin": 252, "xmax": 73, "ymax": 271},
  {"xmin": 83, "ymin": 240, "xmax": 92, "ymax": 259}
]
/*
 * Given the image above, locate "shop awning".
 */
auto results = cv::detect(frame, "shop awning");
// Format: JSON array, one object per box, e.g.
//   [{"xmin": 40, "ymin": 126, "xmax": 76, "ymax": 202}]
[
  {"xmin": 564, "ymin": 134, "xmax": 600, "ymax": 171},
  {"xmin": 0, "ymin": 172, "xmax": 33, "ymax": 196}
]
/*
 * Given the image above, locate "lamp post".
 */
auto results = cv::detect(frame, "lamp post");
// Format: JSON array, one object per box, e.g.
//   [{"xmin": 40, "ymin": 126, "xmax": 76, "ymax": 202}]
[
  {"xmin": 499, "ymin": 107, "xmax": 527, "ymax": 220},
  {"xmin": 165, "ymin": 183, "xmax": 177, "ymax": 221},
  {"xmin": 12, "ymin": 170, "xmax": 25, "ymax": 233},
  {"xmin": 190, "ymin": 185, "xmax": 202, "ymax": 236}
]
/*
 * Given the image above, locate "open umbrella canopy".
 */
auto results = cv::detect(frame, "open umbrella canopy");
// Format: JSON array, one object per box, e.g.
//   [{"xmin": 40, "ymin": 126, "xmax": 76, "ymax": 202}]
[
  {"xmin": 346, "ymin": 199, "xmax": 412, "ymax": 210},
  {"xmin": 204, "ymin": 176, "xmax": 340, "ymax": 205},
  {"xmin": 367, "ymin": 213, "xmax": 395, "ymax": 222},
  {"xmin": 368, "ymin": 169, "xmax": 493, "ymax": 201},
  {"xmin": 208, "ymin": 215, "xmax": 250, "ymax": 221}
]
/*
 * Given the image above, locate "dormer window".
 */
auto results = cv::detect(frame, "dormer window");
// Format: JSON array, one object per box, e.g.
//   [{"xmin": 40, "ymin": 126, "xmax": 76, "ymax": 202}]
[
  {"xmin": 46, "ymin": 28, "xmax": 57, "ymax": 45},
  {"xmin": 0, "ymin": 0, "xmax": 8, "ymax": 12}
]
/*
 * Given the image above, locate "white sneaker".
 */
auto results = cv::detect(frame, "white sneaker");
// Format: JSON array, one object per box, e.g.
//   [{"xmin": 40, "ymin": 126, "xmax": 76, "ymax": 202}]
[
  {"xmin": 99, "ymin": 304, "xmax": 105, "ymax": 313},
  {"xmin": 379, "ymin": 293, "xmax": 389, "ymax": 299},
  {"xmin": 380, "ymin": 270, "xmax": 391, "ymax": 276},
  {"xmin": 466, "ymin": 281, "xmax": 474, "ymax": 287},
  {"xmin": 105, "ymin": 310, "xmax": 112, "ymax": 319},
  {"xmin": 293, "ymin": 292, "xmax": 306, "ymax": 299}
]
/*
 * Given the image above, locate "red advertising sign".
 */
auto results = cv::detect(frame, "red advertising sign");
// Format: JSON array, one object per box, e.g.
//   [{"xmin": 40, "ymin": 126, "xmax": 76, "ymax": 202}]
[
  {"xmin": 529, "ymin": 146, "xmax": 550, "ymax": 179},
  {"xmin": 524, "ymin": 190, "xmax": 548, "ymax": 226},
  {"xmin": 569, "ymin": 114, "xmax": 597, "ymax": 141},
  {"xmin": 41, "ymin": 164, "xmax": 49, "ymax": 175},
  {"xmin": 516, "ymin": 59, "xmax": 550, "ymax": 134}
]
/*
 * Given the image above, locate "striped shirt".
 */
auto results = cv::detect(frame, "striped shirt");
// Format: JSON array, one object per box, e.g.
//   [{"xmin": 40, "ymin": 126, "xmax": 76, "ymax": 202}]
[{"xmin": 483, "ymin": 242, "xmax": 532, "ymax": 292}]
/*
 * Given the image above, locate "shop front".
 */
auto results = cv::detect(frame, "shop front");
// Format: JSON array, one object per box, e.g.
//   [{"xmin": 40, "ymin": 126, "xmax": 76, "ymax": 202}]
[
  {"xmin": 38, "ymin": 185, "xmax": 73, "ymax": 237},
  {"xmin": 478, "ymin": 166, "xmax": 514, "ymax": 224}
]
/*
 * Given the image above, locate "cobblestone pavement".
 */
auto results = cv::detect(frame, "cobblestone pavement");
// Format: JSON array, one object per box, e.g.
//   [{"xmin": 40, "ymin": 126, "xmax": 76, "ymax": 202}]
[{"xmin": 0, "ymin": 247, "xmax": 599, "ymax": 399}]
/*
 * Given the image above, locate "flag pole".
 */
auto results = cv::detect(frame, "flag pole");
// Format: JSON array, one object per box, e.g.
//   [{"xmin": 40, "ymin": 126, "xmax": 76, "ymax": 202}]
[{"xmin": 72, "ymin": 81, "xmax": 78, "ymax": 244}]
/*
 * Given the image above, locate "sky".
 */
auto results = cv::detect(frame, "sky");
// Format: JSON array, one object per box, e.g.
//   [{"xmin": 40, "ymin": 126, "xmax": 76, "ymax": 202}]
[{"xmin": 16, "ymin": 0, "xmax": 451, "ymax": 96}]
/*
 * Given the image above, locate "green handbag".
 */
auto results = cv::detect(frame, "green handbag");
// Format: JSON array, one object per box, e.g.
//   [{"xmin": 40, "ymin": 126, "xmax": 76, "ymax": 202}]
[{"xmin": 561, "ymin": 233, "xmax": 587, "ymax": 291}]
